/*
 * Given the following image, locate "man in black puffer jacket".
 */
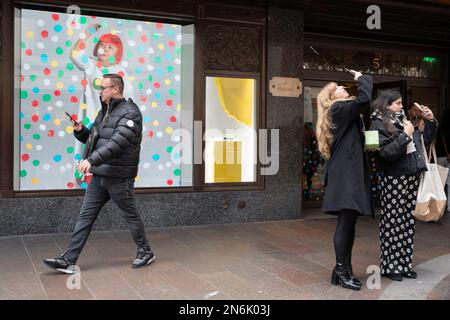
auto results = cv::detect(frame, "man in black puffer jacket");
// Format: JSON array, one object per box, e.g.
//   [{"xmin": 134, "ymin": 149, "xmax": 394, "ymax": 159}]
[{"xmin": 43, "ymin": 74, "xmax": 155, "ymax": 273}]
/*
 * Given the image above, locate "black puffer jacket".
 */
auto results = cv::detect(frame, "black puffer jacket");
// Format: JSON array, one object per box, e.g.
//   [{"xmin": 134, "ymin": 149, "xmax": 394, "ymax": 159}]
[
  {"xmin": 74, "ymin": 97, "xmax": 143, "ymax": 178},
  {"xmin": 369, "ymin": 116, "xmax": 438, "ymax": 177}
]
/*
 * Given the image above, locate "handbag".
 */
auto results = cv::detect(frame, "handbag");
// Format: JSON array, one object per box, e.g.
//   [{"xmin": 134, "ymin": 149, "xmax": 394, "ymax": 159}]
[{"xmin": 413, "ymin": 135, "xmax": 448, "ymax": 221}]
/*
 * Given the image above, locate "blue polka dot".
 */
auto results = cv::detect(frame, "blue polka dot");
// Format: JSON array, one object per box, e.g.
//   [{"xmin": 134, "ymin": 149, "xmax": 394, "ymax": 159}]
[
  {"xmin": 152, "ymin": 154, "xmax": 160, "ymax": 161},
  {"xmin": 68, "ymin": 85, "xmax": 76, "ymax": 93},
  {"xmin": 135, "ymin": 67, "xmax": 143, "ymax": 74},
  {"xmin": 75, "ymin": 153, "xmax": 81, "ymax": 160},
  {"xmin": 20, "ymin": 112, "xmax": 24, "ymax": 119},
  {"xmin": 81, "ymin": 182, "xmax": 87, "ymax": 189},
  {"xmin": 156, "ymin": 68, "xmax": 164, "ymax": 76},
  {"xmin": 43, "ymin": 114, "xmax": 51, "ymax": 121},
  {"xmin": 88, "ymin": 27, "xmax": 96, "ymax": 34},
  {"xmin": 168, "ymin": 30, "xmax": 174, "ymax": 36},
  {"xmin": 144, "ymin": 116, "xmax": 150, "ymax": 123},
  {"xmin": 165, "ymin": 53, "xmax": 172, "ymax": 60},
  {"xmin": 54, "ymin": 24, "xmax": 62, "ymax": 33},
  {"xmin": 155, "ymin": 92, "xmax": 161, "ymax": 100},
  {"xmin": 81, "ymin": 55, "xmax": 88, "ymax": 64},
  {"xmin": 40, "ymin": 54, "xmax": 48, "ymax": 63},
  {"xmin": 138, "ymin": 45, "xmax": 145, "ymax": 53},
  {"xmin": 174, "ymin": 153, "xmax": 180, "ymax": 160},
  {"xmin": 116, "ymin": 20, "xmax": 123, "ymax": 26},
  {"xmin": 32, "ymin": 87, "xmax": 40, "ymax": 94},
  {"xmin": 20, "ymin": 136, "xmax": 24, "ymax": 142},
  {"xmin": 53, "ymin": 155, "xmax": 62, "ymax": 162}
]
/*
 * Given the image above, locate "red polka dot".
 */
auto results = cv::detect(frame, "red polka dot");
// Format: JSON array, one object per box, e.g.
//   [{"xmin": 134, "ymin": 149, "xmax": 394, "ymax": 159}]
[
  {"xmin": 156, "ymin": 23, "xmax": 164, "ymax": 29},
  {"xmin": 31, "ymin": 114, "xmax": 39, "ymax": 123},
  {"xmin": 141, "ymin": 35, "xmax": 148, "ymax": 42},
  {"xmin": 43, "ymin": 68, "xmax": 51, "ymax": 75},
  {"xmin": 154, "ymin": 82, "xmax": 161, "ymax": 89},
  {"xmin": 25, "ymin": 49, "xmax": 33, "ymax": 56},
  {"xmin": 167, "ymin": 179, "xmax": 173, "ymax": 186},
  {"xmin": 166, "ymin": 100, "xmax": 173, "ymax": 107},
  {"xmin": 85, "ymin": 175, "xmax": 92, "ymax": 184},
  {"xmin": 140, "ymin": 95, "xmax": 147, "ymax": 103},
  {"xmin": 170, "ymin": 116, "xmax": 177, "ymax": 123},
  {"xmin": 47, "ymin": 130, "xmax": 55, "ymax": 137},
  {"xmin": 138, "ymin": 57, "xmax": 145, "ymax": 64},
  {"xmin": 41, "ymin": 30, "xmax": 49, "ymax": 38},
  {"xmin": 20, "ymin": 75, "xmax": 24, "ymax": 82},
  {"xmin": 96, "ymin": 61, "xmax": 103, "ymax": 68},
  {"xmin": 81, "ymin": 80, "xmax": 88, "ymax": 87},
  {"xmin": 70, "ymin": 96, "xmax": 78, "ymax": 103},
  {"xmin": 168, "ymin": 40, "xmax": 175, "ymax": 47},
  {"xmin": 22, "ymin": 154, "xmax": 30, "ymax": 161},
  {"xmin": 78, "ymin": 42, "xmax": 86, "ymax": 50},
  {"xmin": 147, "ymin": 130, "xmax": 154, "ymax": 138},
  {"xmin": 51, "ymin": 14, "xmax": 59, "ymax": 21},
  {"xmin": 67, "ymin": 182, "xmax": 74, "ymax": 188},
  {"xmin": 117, "ymin": 71, "xmax": 125, "ymax": 78},
  {"xmin": 71, "ymin": 114, "xmax": 79, "ymax": 121},
  {"xmin": 54, "ymin": 90, "xmax": 61, "ymax": 96},
  {"xmin": 32, "ymin": 100, "xmax": 39, "ymax": 108}
]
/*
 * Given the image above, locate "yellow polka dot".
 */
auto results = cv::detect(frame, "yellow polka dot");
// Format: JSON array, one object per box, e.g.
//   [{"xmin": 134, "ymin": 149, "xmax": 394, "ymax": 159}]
[
  {"xmin": 51, "ymin": 60, "xmax": 58, "ymax": 68},
  {"xmin": 111, "ymin": 29, "xmax": 118, "ymax": 35},
  {"xmin": 164, "ymin": 79, "xmax": 171, "ymax": 85},
  {"xmin": 93, "ymin": 112, "xmax": 99, "ymax": 119},
  {"xmin": 128, "ymin": 76, "xmax": 135, "ymax": 82},
  {"xmin": 158, "ymin": 43, "xmax": 165, "ymax": 50},
  {"xmin": 94, "ymin": 78, "xmax": 102, "ymax": 86},
  {"xmin": 166, "ymin": 127, "xmax": 173, "ymax": 135},
  {"xmin": 56, "ymin": 82, "xmax": 64, "ymax": 89},
  {"xmin": 176, "ymin": 104, "xmax": 181, "ymax": 111},
  {"xmin": 31, "ymin": 178, "xmax": 40, "ymax": 184},
  {"xmin": 135, "ymin": 176, "xmax": 140, "ymax": 182},
  {"xmin": 151, "ymin": 102, "xmax": 157, "ymax": 108},
  {"xmin": 54, "ymin": 119, "xmax": 61, "ymax": 126},
  {"xmin": 26, "ymin": 143, "xmax": 33, "ymax": 150},
  {"xmin": 26, "ymin": 31, "xmax": 34, "ymax": 39},
  {"xmin": 152, "ymin": 120, "xmax": 159, "ymax": 126},
  {"xmin": 71, "ymin": 50, "xmax": 79, "ymax": 58},
  {"xmin": 67, "ymin": 29, "xmax": 74, "ymax": 36},
  {"xmin": 80, "ymin": 103, "xmax": 88, "ymax": 110},
  {"xmin": 66, "ymin": 126, "xmax": 74, "ymax": 134}
]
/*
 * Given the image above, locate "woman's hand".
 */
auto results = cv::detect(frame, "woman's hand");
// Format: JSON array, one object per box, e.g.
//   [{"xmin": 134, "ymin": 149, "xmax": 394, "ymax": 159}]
[
  {"xmin": 349, "ymin": 69, "xmax": 363, "ymax": 80},
  {"xmin": 403, "ymin": 120, "xmax": 414, "ymax": 137},
  {"xmin": 420, "ymin": 105, "xmax": 434, "ymax": 121},
  {"xmin": 85, "ymin": 23, "xmax": 101, "ymax": 38}
]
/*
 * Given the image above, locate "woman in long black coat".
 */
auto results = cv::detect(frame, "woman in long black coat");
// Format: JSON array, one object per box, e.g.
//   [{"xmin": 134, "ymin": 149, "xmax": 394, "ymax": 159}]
[
  {"xmin": 369, "ymin": 91, "xmax": 437, "ymax": 281},
  {"xmin": 316, "ymin": 71, "xmax": 373, "ymax": 291}
]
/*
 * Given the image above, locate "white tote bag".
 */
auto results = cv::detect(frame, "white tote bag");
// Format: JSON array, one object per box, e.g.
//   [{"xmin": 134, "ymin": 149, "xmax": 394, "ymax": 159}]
[{"xmin": 413, "ymin": 137, "xmax": 448, "ymax": 222}]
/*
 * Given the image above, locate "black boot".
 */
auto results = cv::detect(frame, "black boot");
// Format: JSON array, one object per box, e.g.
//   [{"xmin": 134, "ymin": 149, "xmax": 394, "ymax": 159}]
[
  {"xmin": 345, "ymin": 254, "xmax": 362, "ymax": 287},
  {"xmin": 331, "ymin": 257, "xmax": 362, "ymax": 291}
]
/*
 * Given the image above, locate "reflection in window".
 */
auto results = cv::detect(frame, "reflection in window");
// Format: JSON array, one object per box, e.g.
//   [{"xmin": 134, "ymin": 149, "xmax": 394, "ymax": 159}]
[{"xmin": 205, "ymin": 77, "xmax": 257, "ymax": 183}]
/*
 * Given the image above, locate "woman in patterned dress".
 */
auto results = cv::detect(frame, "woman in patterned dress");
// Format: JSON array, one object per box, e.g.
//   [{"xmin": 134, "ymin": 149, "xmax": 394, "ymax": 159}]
[{"xmin": 369, "ymin": 91, "xmax": 437, "ymax": 281}]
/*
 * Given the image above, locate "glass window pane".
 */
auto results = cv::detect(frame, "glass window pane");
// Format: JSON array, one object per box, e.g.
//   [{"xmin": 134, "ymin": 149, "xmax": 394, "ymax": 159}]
[{"xmin": 205, "ymin": 77, "xmax": 257, "ymax": 183}]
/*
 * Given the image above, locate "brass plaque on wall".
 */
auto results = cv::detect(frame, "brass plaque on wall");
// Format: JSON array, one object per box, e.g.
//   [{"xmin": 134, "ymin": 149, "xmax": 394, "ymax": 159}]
[{"xmin": 269, "ymin": 77, "xmax": 302, "ymax": 97}]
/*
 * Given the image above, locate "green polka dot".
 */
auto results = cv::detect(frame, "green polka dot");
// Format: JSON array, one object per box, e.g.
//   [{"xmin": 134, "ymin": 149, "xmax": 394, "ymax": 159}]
[
  {"xmin": 147, "ymin": 75, "xmax": 153, "ymax": 82},
  {"xmin": 128, "ymin": 30, "xmax": 134, "ymax": 37},
  {"xmin": 127, "ymin": 50, "xmax": 133, "ymax": 59},
  {"xmin": 101, "ymin": 68, "xmax": 109, "ymax": 75},
  {"xmin": 67, "ymin": 146, "xmax": 74, "ymax": 153},
  {"xmin": 169, "ymin": 89, "xmax": 176, "ymax": 96},
  {"xmin": 166, "ymin": 146, "xmax": 173, "ymax": 153},
  {"xmin": 138, "ymin": 83, "xmax": 143, "ymax": 90},
  {"xmin": 66, "ymin": 63, "xmax": 74, "ymax": 71},
  {"xmin": 176, "ymin": 48, "xmax": 181, "ymax": 55},
  {"xmin": 65, "ymin": 40, "xmax": 72, "ymax": 47},
  {"xmin": 42, "ymin": 94, "xmax": 51, "ymax": 102},
  {"xmin": 20, "ymin": 170, "xmax": 27, "ymax": 177},
  {"xmin": 56, "ymin": 47, "xmax": 63, "ymax": 55},
  {"xmin": 167, "ymin": 66, "xmax": 174, "ymax": 72},
  {"xmin": 24, "ymin": 123, "xmax": 31, "ymax": 130},
  {"xmin": 101, "ymin": 21, "xmax": 108, "ymax": 28},
  {"xmin": 33, "ymin": 133, "xmax": 40, "ymax": 140},
  {"xmin": 93, "ymin": 37, "xmax": 99, "ymax": 44},
  {"xmin": 152, "ymin": 33, "xmax": 161, "ymax": 40},
  {"xmin": 58, "ymin": 70, "xmax": 64, "ymax": 78},
  {"xmin": 21, "ymin": 41, "xmax": 26, "ymax": 49},
  {"xmin": 30, "ymin": 75, "xmax": 36, "ymax": 82},
  {"xmin": 173, "ymin": 169, "xmax": 181, "ymax": 176},
  {"xmin": 155, "ymin": 57, "xmax": 161, "ymax": 63},
  {"xmin": 32, "ymin": 160, "xmax": 40, "ymax": 167},
  {"xmin": 80, "ymin": 16, "xmax": 87, "ymax": 24},
  {"xmin": 75, "ymin": 171, "xmax": 83, "ymax": 179},
  {"xmin": 82, "ymin": 117, "xmax": 90, "ymax": 125},
  {"xmin": 21, "ymin": 90, "xmax": 28, "ymax": 99},
  {"xmin": 108, "ymin": 56, "xmax": 115, "ymax": 64}
]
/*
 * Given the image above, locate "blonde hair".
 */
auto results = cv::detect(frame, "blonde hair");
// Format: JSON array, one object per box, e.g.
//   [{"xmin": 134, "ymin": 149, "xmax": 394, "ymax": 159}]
[{"xmin": 316, "ymin": 82, "xmax": 355, "ymax": 159}]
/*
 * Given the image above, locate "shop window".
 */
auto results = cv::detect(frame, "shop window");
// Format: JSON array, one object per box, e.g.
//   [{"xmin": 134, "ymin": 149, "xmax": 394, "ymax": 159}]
[
  {"xmin": 14, "ymin": 7, "xmax": 194, "ymax": 190},
  {"xmin": 204, "ymin": 77, "xmax": 257, "ymax": 183}
]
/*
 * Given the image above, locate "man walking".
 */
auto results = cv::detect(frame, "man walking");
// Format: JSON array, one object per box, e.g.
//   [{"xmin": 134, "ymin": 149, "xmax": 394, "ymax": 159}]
[{"xmin": 43, "ymin": 74, "xmax": 155, "ymax": 273}]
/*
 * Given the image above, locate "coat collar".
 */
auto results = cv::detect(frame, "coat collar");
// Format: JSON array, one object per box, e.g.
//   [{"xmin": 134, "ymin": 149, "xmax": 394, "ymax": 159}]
[{"xmin": 99, "ymin": 96, "xmax": 126, "ymax": 114}]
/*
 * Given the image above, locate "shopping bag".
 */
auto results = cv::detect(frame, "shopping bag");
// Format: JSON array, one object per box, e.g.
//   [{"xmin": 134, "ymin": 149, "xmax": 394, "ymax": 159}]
[
  {"xmin": 365, "ymin": 130, "xmax": 379, "ymax": 150},
  {"xmin": 413, "ymin": 137, "xmax": 448, "ymax": 222}
]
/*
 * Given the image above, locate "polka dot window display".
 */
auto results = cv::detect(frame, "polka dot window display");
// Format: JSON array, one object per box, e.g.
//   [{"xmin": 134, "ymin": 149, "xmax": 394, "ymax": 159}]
[{"xmin": 19, "ymin": 9, "xmax": 185, "ymax": 190}]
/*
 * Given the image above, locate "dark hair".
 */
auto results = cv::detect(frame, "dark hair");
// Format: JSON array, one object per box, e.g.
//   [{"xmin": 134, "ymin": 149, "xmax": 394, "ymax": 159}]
[
  {"xmin": 371, "ymin": 90, "xmax": 403, "ymax": 133},
  {"xmin": 103, "ymin": 73, "xmax": 124, "ymax": 94}
]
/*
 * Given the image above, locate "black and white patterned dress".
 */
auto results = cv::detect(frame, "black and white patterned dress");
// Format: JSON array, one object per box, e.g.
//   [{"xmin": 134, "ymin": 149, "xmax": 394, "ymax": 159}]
[{"xmin": 379, "ymin": 174, "xmax": 420, "ymax": 275}]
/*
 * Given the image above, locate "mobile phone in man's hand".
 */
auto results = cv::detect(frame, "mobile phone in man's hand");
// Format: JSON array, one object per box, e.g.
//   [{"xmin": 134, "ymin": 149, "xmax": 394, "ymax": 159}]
[{"xmin": 65, "ymin": 112, "xmax": 80, "ymax": 126}]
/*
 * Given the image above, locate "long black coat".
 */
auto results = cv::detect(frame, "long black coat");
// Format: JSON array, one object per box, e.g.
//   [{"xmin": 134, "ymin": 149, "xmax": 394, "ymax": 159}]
[
  {"xmin": 322, "ymin": 75, "xmax": 374, "ymax": 216},
  {"xmin": 75, "ymin": 97, "xmax": 143, "ymax": 178}
]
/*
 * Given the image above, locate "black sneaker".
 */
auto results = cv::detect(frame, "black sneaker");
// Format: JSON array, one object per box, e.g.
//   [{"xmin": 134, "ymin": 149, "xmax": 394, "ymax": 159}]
[
  {"xmin": 132, "ymin": 248, "xmax": 155, "ymax": 269},
  {"xmin": 43, "ymin": 256, "xmax": 76, "ymax": 274}
]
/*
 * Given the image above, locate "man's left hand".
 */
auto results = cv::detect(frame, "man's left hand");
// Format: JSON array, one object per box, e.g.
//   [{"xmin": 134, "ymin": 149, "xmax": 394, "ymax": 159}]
[
  {"xmin": 421, "ymin": 105, "xmax": 434, "ymax": 120},
  {"xmin": 78, "ymin": 159, "xmax": 91, "ymax": 174}
]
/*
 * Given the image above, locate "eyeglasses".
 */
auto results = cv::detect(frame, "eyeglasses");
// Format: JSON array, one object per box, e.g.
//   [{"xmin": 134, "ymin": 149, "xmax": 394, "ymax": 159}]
[{"xmin": 99, "ymin": 85, "xmax": 115, "ymax": 91}]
